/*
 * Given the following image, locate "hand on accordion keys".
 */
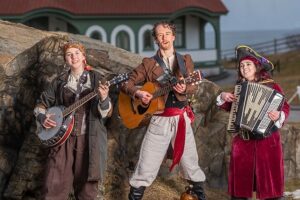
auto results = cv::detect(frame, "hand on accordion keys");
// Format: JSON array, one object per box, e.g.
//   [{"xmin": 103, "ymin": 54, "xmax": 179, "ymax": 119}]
[
  {"xmin": 268, "ymin": 110, "xmax": 281, "ymax": 122},
  {"xmin": 221, "ymin": 92, "xmax": 236, "ymax": 102}
]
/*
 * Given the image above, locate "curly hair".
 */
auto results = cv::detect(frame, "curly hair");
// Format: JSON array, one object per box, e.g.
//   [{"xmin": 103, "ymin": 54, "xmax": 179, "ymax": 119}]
[{"xmin": 151, "ymin": 21, "xmax": 176, "ymax": 40}]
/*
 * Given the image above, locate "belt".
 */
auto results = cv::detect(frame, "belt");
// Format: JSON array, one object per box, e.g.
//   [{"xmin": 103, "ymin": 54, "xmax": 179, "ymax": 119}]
[
  {"xmin": 239, "ymin": 131, "xmax": 264, "ymax": 140},
  {"xmin": 238, "ymin": 125, "xmax": 278, "ymax": 140}
]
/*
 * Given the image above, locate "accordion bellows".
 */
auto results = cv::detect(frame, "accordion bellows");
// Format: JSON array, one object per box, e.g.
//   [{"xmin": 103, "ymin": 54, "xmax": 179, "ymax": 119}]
[{"xmin": 228, "ymin": 82, "xmax": 284, "ymax": 136}]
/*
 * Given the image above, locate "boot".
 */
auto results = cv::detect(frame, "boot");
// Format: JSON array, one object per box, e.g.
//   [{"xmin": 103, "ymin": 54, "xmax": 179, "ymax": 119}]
[
  {"xmin": 128, "ymin": 186, "xmax": 146, "ymax": 200},
  {"xmin": 231, "ymin": 196, "xmax": 249, "ymax": 200},
  {"xmin": 188, "ymin": 181, "xmax": 206, "ymax": 200}
]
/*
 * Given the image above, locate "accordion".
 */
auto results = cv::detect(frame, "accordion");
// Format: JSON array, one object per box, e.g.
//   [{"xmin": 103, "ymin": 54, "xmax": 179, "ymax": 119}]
[{"xmin": 227, "ymin": 81, "xmax": 284, "ymax": 136}]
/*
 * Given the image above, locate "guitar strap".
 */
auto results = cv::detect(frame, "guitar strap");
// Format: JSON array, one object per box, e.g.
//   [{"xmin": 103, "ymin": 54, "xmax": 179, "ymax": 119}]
[
  {"xmin": 153, "ymin": 54, "xmax": 172, "ymax": 84},
  {"xmin": 175, "ymin": 52, "xmax": 187, "ymax": 77},
  {"xmin": 153, "ymin": 54, "xmax": 172, "ymax": 75},
  {"xmin": 153, "ymin": 52, "xmax": 187, "ymax": 85}
]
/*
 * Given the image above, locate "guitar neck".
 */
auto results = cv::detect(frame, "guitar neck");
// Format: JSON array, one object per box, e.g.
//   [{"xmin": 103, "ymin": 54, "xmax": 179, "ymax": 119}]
[
  {"xmin": 153, "ymin": 77, "xmax": 190, "ymax": 98},
  {"xmin": 153, "ymin": 84, "xmax": 173, "ymax": 98},
  {"xmin": 62, "ymin": 91, "xmax": 98, "ymax": 117},
  {"xmin": 152, "ymin": 71, "xmax": 201, "ymax": 98}
]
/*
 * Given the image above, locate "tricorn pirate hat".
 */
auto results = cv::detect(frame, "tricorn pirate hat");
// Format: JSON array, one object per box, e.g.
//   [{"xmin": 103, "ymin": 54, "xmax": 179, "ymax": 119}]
[{"xmin": 235, "ymin": 45, "xmax": 274, "ymax": 72}]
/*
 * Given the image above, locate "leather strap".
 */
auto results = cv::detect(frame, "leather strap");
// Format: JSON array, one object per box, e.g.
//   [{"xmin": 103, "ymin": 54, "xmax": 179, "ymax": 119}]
[
  {"xmin": 153, "ymin": 52, "xmax": 187, "ymax": 84},
  {"xmin": 71, "ymin": 70, "xmax": 89, "ymax": 116},
  {"xmin": 175, "ymin": 52, "xmax": 187, "ymax": 77}
]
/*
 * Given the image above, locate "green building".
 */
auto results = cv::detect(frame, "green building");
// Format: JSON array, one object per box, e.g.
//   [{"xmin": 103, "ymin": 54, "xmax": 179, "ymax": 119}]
[{"xmin": 0, "ymin": 0, "xmax": 228, "ymax": 76}]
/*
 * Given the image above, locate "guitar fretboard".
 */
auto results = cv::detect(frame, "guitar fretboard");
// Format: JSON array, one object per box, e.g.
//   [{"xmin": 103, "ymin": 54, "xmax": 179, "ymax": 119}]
[
  {"xmin": 153, "ymin": 84, "xmax": 173, "ymax": 98},
  {"xmin": 152, "ymin": 77, "xmax": 194, "ymax": 98}
]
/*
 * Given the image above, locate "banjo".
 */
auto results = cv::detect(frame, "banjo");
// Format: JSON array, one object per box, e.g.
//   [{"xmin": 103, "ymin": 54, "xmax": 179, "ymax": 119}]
[{"xmin": 37, "ymin": 73, "xmax": 128, "ymax": 147}]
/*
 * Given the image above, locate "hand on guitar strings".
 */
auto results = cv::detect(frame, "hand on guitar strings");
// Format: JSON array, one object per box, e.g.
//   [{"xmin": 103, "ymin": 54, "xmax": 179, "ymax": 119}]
[
  {"xmin": 43, "ymin": 113, "xmax": 57, "ymax": 129},
  {"xmin": 135, "ymin": 90, "xmax": 153, "ymax": 105},
  {"xmin": 98, "ymin": 82, "xmax": 109, "ymax": 102}
]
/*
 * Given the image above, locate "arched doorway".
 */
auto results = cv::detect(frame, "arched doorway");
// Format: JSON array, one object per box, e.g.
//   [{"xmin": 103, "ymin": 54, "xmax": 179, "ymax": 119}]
[{"xmin": 204, "ymin": 22, "xmax": 216, "ymax": 49}]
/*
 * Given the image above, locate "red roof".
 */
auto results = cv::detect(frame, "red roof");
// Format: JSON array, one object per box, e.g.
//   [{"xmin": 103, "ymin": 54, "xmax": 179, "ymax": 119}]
[{"xmin": 0, "ymin": 0, "xmax": 227, "ymax": 16}]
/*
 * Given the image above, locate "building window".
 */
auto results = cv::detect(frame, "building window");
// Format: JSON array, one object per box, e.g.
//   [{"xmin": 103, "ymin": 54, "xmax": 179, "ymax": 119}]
[
  {"xmin": 143, "ymin": 30, "xmax": 154, "ymax": 51},
  {"xmin": 90, "ymin": 31, "xmax": 102, "ymax": 40},
  {"xmin": 85, "ymin": 25, "xmax": 107, "ymax": 42},
  {"xmin": 116, "ymin": 31, "xmax": 130, "ymax": 51},
  {"xmin": 204, "ymin": 22, "xmax": 216, "ymax": 49},
  {"xmin": 172, "ymin": 18, "xmax": 184, "ymax": 48}
]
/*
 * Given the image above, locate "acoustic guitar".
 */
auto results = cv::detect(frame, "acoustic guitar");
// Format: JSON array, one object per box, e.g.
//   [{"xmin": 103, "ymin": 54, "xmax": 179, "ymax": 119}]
[
  {"xmin": 118, "ymin": 70, "xmax": 202, "ymax": 129},
  {"xmin": 37, "ymin": 73, "xmax": 128, "ymax": 147}
]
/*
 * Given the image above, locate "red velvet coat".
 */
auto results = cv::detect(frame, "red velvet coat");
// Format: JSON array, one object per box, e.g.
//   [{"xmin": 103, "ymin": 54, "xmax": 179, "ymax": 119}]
[{"xmin": 219, "ymin": 83, "xmax": 290, "ymax": 199}]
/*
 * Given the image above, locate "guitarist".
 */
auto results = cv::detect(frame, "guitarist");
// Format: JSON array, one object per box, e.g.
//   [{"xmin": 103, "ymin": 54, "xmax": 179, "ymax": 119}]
[
  {"xmin": 121, "ymin": 21, "xmax": 206, "ymax": 200},
  {"xmin": 33, "ymin": 41, "xmax": 112, "ymax": 200}
]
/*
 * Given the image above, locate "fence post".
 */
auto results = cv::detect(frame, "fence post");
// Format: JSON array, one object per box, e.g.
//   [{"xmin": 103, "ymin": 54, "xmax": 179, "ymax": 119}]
[{"xmin": 274, "ymin": 39, "xmax": 277, "ymax": 55}]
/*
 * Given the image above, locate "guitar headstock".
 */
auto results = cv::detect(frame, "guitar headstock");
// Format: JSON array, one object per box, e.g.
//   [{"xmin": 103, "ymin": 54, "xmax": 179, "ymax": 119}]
[
  {"xmin": 108, "ymin": 73, "xmax": 129, "ymax": 86},
  {"xmin": 185, "ymin": 70, "xmax": 202, "ymax": 85}
]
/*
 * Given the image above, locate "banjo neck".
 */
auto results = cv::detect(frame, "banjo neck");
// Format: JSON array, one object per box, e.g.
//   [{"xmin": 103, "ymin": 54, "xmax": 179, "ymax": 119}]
[
  {"xmin": 62, "ymin": 91, "xmax": 98, "ymax": 117},
  {"xmin": 61, "ymin": 72, "xmax": 129, "ymax": 117}
]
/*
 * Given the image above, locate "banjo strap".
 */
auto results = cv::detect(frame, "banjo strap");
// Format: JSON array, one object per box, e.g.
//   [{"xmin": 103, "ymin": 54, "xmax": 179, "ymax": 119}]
[{"xmin": 71, "ymin": 70, "xmax": 89, "ymax": 116}]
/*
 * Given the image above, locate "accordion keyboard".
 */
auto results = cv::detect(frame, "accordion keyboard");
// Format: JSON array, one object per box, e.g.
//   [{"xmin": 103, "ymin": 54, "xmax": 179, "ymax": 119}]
[{"xmin": 227, "ymin": 84, "xmax": 241, "ymax": 133}]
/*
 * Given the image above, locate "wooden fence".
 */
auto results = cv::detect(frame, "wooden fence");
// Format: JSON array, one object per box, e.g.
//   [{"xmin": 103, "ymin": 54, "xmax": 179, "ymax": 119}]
[{"xmin": 221, "ymin": 33, "xmax": 300, "ymax": 61}]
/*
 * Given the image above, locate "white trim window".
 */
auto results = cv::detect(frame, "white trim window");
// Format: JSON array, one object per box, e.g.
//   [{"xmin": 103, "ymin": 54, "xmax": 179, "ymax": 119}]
[
  {"xmin": 143, "ymin": 30, "xmax": 154, "ymax": 51},
  {"xmin": 116, "ymin": 31, "xmax": 130, "ymax": 51},
  {"xmin": 172, "ymin": 18, "xmax": 184, "ymax": 48},
  {"xmin": 138, "ymin": 24, "xmax": 155, "ymax": 53},
  {"xmin": 85, "ymin": 25, "xmax": 107, "ymax": 42},
  {"xmin": 111, "ymin": 25, "xmax": 135, "ymax": 52}
]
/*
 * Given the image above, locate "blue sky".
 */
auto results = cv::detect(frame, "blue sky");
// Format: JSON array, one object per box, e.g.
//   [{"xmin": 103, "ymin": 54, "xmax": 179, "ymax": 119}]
[{"xmin": 220, "ymin": 0, "xmax": 300, "ymax": 32}]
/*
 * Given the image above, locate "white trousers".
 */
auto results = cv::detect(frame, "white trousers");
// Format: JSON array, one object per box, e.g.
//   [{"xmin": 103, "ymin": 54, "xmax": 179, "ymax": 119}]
[{"xmin": 129, "ymin": 112, "xmax": 206, "ymax": 188}]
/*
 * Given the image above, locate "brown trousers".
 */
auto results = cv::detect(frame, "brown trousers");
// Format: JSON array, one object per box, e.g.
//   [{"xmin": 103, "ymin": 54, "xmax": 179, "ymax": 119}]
[{"xmin": 42, "ymin": 134, "xmax": 98, "ymax": 200}]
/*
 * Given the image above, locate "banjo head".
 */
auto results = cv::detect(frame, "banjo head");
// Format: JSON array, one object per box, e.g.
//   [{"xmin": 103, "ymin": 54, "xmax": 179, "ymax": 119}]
[{"xmin": 38, "ymin": 107, "xmax": 63, "ymax": 141}]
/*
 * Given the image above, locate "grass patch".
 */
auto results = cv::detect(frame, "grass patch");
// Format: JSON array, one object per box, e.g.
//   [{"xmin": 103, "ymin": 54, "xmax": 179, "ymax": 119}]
[{"xmin": 285, "ymin": 178, "xmax": 300, "ymax": 192}]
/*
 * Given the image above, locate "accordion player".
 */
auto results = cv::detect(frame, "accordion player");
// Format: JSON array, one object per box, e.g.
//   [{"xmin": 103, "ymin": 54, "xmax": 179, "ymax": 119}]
[
  {"xmin": 227, "ymin": 81, "xmax": 285, "ymax": 136},
  {"xmin": 218, "ymin": 44, "xmax": 291, "ymax": 199}
]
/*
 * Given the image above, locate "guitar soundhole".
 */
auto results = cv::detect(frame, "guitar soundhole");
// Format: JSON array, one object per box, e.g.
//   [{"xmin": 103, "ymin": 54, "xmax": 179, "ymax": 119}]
[{"xmin": 137, "ymin": 105, "xmax": 149, "ymax": 115}]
